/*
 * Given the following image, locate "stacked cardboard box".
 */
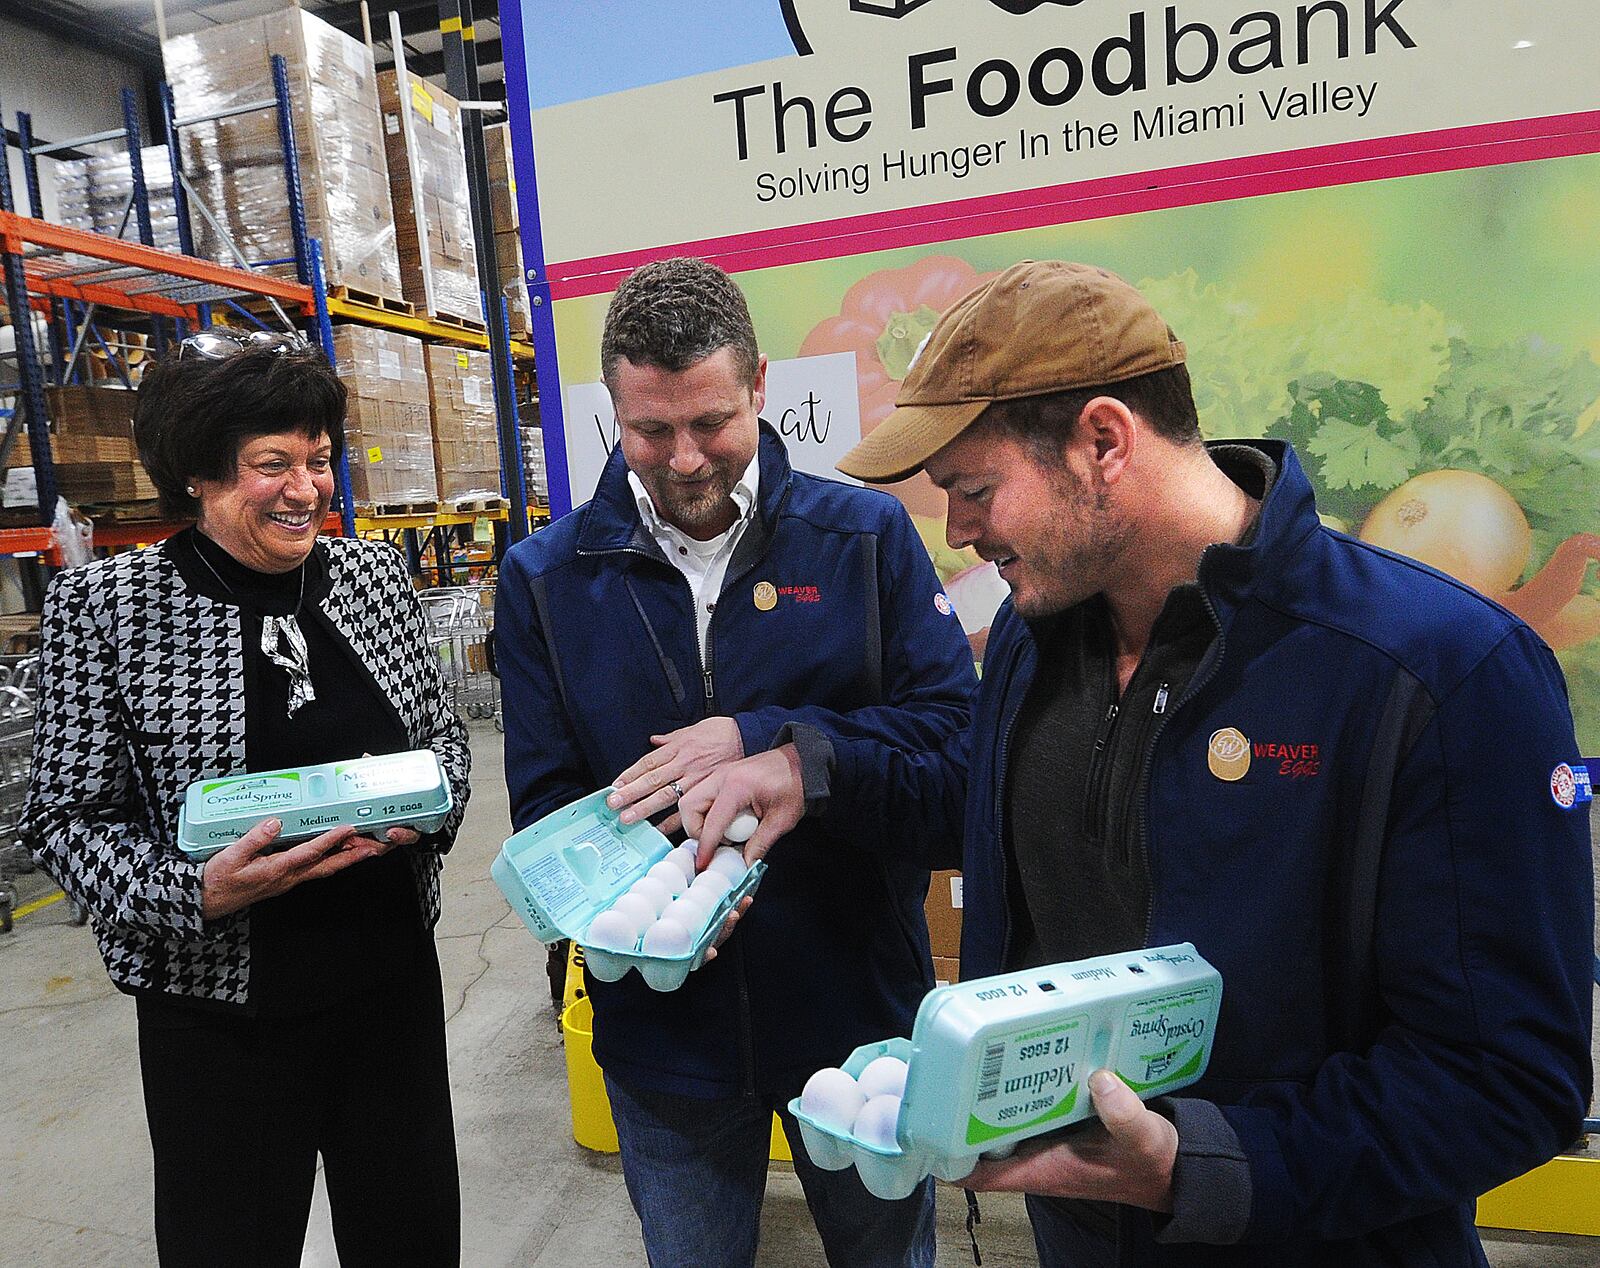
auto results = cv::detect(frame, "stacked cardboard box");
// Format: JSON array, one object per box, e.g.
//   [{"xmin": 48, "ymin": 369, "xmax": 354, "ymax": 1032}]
[
  {"xmin": 485, "ymin": 123, "xmax": 529, "ymax": 335},
  {"xmin": 926, "ymin": 870, "xmax": 962, "ymax": 985},
  {"xmin": 424, "ymin": 345, "xmax": 500, "ymax": 505},
  {"xmin": 378, "ymin": 72, "xmax": 482, "ymax": 325},
  {"xmin": 163, "ymin": 3, "xmax": 402, "ymax": 298},
  {"xmin": 5, "ymin": 387, "xmax": 158, "ymax": 505},
  {"xmin": 330, "ymin": 326, "xmax": 437, "ymax": 507}
]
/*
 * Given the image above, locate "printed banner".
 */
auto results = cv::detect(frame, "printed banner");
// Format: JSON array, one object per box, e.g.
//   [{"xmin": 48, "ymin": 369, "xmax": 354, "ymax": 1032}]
[{"xmin": 501, "ymin": 2, "xmax": 1600, "ymax": 747}]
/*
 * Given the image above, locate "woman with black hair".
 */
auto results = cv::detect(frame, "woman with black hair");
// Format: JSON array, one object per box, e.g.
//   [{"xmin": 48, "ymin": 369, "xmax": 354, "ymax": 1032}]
[{"xmin": 24, "ymin": 331, "xmax": 470, "ymax": 1267}]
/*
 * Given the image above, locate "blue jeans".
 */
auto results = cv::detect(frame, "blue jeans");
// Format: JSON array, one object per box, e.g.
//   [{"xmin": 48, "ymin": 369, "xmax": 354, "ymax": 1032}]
[
  {"xmin": 604, "ymin": 1073, "xmax": 936, "ymax": 1268},
  {"xmin": 1026, "ymin": 1194, "xmax": 1118, "ymax": 1268}
]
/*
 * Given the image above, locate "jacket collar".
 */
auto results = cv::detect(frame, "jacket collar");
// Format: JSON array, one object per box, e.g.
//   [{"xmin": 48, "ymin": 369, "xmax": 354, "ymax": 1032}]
[
  {"xmin": 1195, "ymin": 438, "xmax": 1319, "ymax": 613},
  {"xmin": 575, "ymin": 421, "xmax": 794, "ymax": 558}
]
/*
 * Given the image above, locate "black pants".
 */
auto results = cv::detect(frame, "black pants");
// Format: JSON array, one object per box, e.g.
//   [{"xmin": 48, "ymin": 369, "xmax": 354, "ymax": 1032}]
[{"xmin": 136, "ymin": 947, "xmax": 460, "ymax": 1267}]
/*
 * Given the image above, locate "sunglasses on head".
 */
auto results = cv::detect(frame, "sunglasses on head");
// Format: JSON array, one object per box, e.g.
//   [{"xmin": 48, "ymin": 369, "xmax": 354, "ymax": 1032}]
[{"xmin": 176, "ymin": 330, "xmax": 311, "ymax": 361}]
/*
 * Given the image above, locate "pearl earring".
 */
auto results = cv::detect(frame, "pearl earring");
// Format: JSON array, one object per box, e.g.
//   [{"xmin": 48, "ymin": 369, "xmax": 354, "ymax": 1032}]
[{"xmin": 186, "ymin": 485, "xmax": 197, "ymax": 496}]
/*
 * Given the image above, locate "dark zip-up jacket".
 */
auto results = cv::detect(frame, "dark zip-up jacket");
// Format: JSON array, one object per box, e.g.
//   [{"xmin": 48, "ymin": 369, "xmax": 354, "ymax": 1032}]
[
  {"xmin": 496, "ymin": 424, "xmax": 977, "ymax": 1096},
  {"xmin": 823, "ymin": 441, "xmax": 1593, "ymax": 1264}
]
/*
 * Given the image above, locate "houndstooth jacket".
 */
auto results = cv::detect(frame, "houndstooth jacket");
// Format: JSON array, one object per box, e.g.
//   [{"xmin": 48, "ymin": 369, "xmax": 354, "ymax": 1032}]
[{"xmin": 23, "ymin": 535, "xmax": 471, "ymax": 1007}]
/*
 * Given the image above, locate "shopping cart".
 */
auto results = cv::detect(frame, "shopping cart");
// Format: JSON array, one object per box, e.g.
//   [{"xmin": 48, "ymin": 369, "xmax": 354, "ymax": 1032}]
[
  {"xmin": 418, "ymin": 586, "xmax": 502, "ymax": 729},
  {"xmin": 0, "ymin": 655, "xmax": 37, "ymax": 933}
]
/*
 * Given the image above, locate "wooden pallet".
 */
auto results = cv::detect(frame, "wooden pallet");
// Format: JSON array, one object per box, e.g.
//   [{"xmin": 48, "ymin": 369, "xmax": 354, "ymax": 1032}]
[
  {"xmin": 441, "ymin": 495, "xmax": 505, "ymax": 515},
  {"xmin": 429, "ymin": 309, "xmax": 488, "ymax": 335},
  {"xmin": 89, "ymin": 499, "xmax": 166, "ymax": 522},
  {"xmin": 331, "ymin": 285, "xmax": 414, "ymax": 317},
  {"xmin": 356, "ymin": 500, "xmax": 442, "ymax": 519}
]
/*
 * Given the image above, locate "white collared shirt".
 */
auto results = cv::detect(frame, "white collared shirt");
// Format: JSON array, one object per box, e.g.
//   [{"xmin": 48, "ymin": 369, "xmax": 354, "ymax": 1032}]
[{"xmin": 628, "ymin": 451, "xmax": 760, "ymax": 659}]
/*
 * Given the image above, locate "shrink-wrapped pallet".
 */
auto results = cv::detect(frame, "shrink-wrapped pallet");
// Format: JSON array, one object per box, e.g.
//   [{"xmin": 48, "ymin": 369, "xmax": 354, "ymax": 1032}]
[
  {"xmin": 378, "ymin": 72, "xmax": 483, "ymax": 325},
  {"xmin": 330, "ymin": 326, "xmax": 437, "ymax": 507},
  {"xmin": 424, "ymin": 345, "xmax": 501, "ymax": 506},
  {"xmin": 163, "ymin": 3, "xmax": 402, "ymax": 299}
]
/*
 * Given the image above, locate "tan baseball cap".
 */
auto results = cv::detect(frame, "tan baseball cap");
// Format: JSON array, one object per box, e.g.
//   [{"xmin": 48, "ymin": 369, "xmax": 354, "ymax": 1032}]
[{"xmin": 837, "ymin": 260, "xmax": 1186, "ymax": 482}]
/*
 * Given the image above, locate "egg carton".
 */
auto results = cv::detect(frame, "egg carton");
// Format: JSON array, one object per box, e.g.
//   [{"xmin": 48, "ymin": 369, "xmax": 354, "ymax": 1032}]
[
  {"xmin": 492, "ymin": 788, "xmax": 767, "ymax": 992},
  {"xmin": 791, "ymin": 1037, "xmax": 976, "ymax": 1200},
  {"xmin": 176, "ymin": 750, "xmax": 455, "ymax": 861},
  {"xmin": 789, "ymin": 944, "xmax": 1222, "ymax": 1200}
]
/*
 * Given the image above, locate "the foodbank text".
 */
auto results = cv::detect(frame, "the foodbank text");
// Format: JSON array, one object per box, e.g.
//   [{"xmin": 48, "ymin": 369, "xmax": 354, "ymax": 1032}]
[{"xmin": 713, "ymin": 0, "xmax": 1416, "ymax": 163}]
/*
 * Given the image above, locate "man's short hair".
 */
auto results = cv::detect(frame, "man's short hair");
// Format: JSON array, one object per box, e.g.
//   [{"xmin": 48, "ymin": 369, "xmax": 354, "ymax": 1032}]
[
  {"xmin": 978, "ymin": 364, "xmax": 1201, "ymax": 460},
  {"xmin": 601, "ymin": 258, "xmax": 760, "ymax": 390}
]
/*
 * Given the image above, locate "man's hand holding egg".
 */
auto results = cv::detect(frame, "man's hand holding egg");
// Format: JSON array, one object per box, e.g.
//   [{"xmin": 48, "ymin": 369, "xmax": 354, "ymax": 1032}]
[{"xmin": 679, "ymin": 744, "xmax": 806, "ymax": 869}]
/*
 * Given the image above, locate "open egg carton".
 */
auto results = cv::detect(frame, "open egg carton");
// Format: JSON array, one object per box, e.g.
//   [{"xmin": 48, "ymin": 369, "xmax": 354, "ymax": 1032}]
[
  {"xmin": 492, "ymin": 788, "xmax": 766, "ymax": 992},
  {"xmin": 789, "ymin": 944, "xmax": 1222, "ymax": 1199}
]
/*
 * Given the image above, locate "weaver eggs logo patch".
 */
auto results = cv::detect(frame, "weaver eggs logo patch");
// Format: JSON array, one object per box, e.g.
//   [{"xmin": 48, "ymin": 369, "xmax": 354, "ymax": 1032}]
[
  {"xmin": 1207, "ymin": 728, "xmax": 1250, "ymax": 782},
  {"xmin": 934, "ymin": 592, "xmax": 953, "ymax": 616},
  {"xmin": 753, "ymin": 581, "xmax": 777, "ymax": 612}
]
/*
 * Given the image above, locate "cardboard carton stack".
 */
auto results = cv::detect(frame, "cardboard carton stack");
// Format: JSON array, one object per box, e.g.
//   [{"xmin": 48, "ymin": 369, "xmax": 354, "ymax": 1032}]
[
  {"xmin": 926, "ymin": 870, "xmax": 962, "ymax": 985},
  {"xmin": 163, "ymin": 3, "xmax": 402, "ymax": 299},
  {"xmin": 5, "ymin": 387, "xmax": 158, "ymax": 507},
  {"xmin": 330, "ymin": 326, "xmax": 437, "ymax": 508},
  {"xmin": 378, "ymin": 72, "xmax": 483, "ymax": 326},
  {"xmin": 424, "ymin": 345, "xmax": 501, "ymax": 506},
  {"xmin": 485, "ymin": 123, "xmax": 529, "ymax": 335}
]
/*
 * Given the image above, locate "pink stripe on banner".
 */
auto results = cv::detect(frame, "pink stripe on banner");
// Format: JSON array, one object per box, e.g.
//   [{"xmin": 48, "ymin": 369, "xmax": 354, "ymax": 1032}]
[{"xmin": 548, "ymin": 110, "xmax": 1600, "ymax": 300}]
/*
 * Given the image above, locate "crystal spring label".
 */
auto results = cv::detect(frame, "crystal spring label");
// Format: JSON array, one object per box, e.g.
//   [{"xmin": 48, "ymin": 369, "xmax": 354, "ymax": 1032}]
[
  {"xmin": 197, "ymin": 773, "xmax": 302, "ymax": 814},
  {"xmin": 1113, "ymin": 984, "xmax": 1219, "ymax": 1093},
  {"xmin": 964, "ymin": 1011, "xmax": 1088, "ymax": 1146}
]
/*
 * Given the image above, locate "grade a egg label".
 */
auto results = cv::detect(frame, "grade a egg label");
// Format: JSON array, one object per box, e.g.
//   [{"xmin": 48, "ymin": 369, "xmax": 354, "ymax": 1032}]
[
  {"xmin": 1112, "ymin": 984, "xmax": 1218, "ymax": 1093},
  {"xmin": 964, "ymin": 1011, "xmax": 1089, "ymax": 1147}
]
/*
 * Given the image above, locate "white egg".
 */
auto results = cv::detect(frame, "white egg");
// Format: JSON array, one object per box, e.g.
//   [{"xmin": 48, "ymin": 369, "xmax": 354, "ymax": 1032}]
[
  {"xmin": 584, "ymin": 909, "xmax": 640, "ymax": 952},
  {"xmin": 641, "ymin": 916, "xmax": 693, "ymax": 958},
  {"xmin": 856, "ymin": 1055, "xmax": 909, "ymax": 1101},
  {"xmin": 708, "ymin": 846, "xmax": 747, "ymax": 883},
  {"xmin": 628, "ymin": 875, "xmax": 673, "ymax": 916},
  {"xmin": 608, "ymin": 892, "xmax": 656, "ymax": 933},
  {"xmin": 690, "ymin": 870, "xmax": 732, "ymax": 903},
  {"xmin": 852, "ymin": 1094, "xmax": 902, "ymax": 1150},
  {"xmin": 666, "ymin": 892, "xmax": 711, "ymax": 930},
  {"xmin": 799, "ymin": 1067, "xmax": 865, "ymax": 1135},
  {"xmin": 669, "ymin": 843, "xmax": 699, "ymax": 881},
  {"xmin": 724, "ymin": 812, "xmax": 760, "ymax": 843},
  {"xmin": 647, "ymin": 859, "xmax": 688, "ymax": 896}
]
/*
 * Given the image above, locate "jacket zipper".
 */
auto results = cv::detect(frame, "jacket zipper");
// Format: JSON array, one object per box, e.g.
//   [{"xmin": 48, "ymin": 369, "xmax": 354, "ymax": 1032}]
[
  {"xmin": 1136, "ymin": 557, "xmax": 1227, "ymax": 945},
  {"xmin": 992, "ymin": 650, "xmax": 1030, "ymax": 971},
  {"xmin": 1082, "ymin": 700, "xmax": 1120, "ymax": 847},
  {"xmin": 1113, "ymin": 687, "xmax": 1164, "ymax": 868}
]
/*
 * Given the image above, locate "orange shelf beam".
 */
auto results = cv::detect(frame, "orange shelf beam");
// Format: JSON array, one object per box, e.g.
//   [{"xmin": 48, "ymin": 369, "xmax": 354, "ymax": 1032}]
[{"xmin": 0, "ymin": 210, "xmax": 315, "ymax": 318}]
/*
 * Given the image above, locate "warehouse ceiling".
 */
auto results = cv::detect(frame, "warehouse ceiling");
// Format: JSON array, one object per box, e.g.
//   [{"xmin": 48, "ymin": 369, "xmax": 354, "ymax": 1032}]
[{"xmin": 11, "ymin": 0, "xmax": 507, "ymax": 105}]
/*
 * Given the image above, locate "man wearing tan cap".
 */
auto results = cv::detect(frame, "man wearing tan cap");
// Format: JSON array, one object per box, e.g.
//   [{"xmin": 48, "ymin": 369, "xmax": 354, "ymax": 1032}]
[{"xmin": 686, "ymin": 261, "xmax": 1593, "ymax": 1266}]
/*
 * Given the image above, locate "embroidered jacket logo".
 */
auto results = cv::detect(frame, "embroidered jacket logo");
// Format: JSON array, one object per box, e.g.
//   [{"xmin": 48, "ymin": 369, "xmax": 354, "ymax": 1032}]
[
  {"xmin": 1207, "ymin": 728, "xmax": 1250, "ymax": 781},
  {"xmin": 1253, "ymin": 741, "xmax": 1322, "ymax": 779}
]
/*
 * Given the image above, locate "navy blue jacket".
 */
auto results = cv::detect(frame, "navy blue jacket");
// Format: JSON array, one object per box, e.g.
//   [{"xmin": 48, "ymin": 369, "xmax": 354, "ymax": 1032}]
[
  {"xmin": 497, "ymin": 424, "xmax": 977, "ymax": 1097},
  {"xmin": 827, "ymin": 441, "xmax": 1593, "ymax": 1264}
]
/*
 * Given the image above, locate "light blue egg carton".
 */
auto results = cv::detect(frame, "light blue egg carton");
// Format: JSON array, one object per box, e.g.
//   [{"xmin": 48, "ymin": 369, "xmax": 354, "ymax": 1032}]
[
  {"xmin": 790, "ymin": 943, "xmax": 1222, "ymax": 1199},
  {"xmin": 492, "ymin": 788, "xmax": 767, "ymax": 992},
  {"xmin": 176, "ymin": 750, "xmax": 454, "ymax": 861}
]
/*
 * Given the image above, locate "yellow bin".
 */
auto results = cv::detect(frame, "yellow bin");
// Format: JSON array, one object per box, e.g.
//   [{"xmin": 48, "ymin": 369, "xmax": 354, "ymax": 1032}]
[{"xmin": 561, "ymin": 947, "xmax": 791, "ymax": 1161}]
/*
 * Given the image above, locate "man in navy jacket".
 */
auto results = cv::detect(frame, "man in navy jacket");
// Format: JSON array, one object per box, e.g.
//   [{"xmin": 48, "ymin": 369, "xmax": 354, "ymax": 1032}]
[
  {"xmin": 685, "ymin": 260, "xmax": 1594, "ymax": 1265},
  {"xmin": 496, "ymin": 258, "xmax": 976, "ymax": 1267}
]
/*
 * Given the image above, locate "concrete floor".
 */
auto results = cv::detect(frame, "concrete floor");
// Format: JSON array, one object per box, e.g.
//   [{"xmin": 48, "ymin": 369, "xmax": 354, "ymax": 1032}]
[{"xmin": 2, "ymin": 723, "xmax": 1595, "ymax": 1266}]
